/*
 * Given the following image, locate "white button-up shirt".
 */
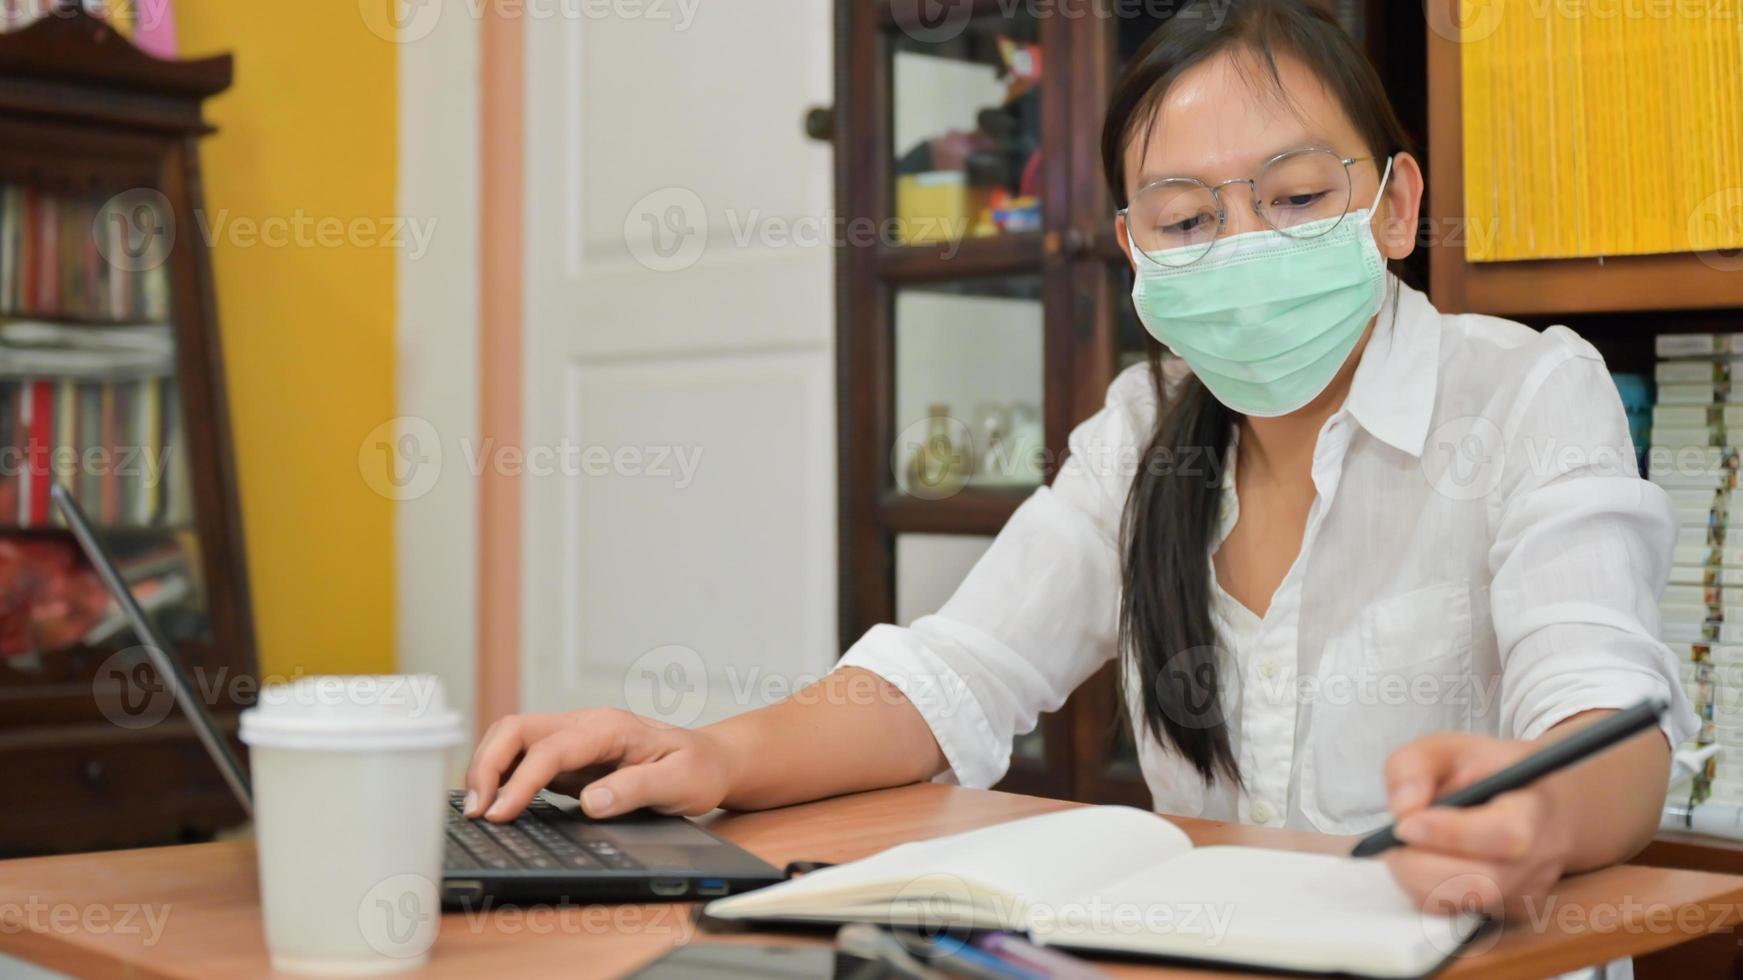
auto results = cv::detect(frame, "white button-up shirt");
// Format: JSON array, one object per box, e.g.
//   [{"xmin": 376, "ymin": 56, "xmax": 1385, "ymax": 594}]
[{"xmin": 840, "ymin": 278, "xmax": 1698, "ymax": 835}]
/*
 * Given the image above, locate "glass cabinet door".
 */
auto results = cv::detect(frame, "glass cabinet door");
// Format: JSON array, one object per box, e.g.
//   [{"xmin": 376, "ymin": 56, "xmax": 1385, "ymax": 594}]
[
  {"xmin": 890, "ymin": 9, "xmax": 1043, "ymax": 253},
  {"xmin": 891, "ymin": 276, "xmax": 1045, "ymax": 502},
  {"xmin": 895, "ymin": 533, "xmax": 990, "ymax": 626},
  {"xmin": 836, "ymin": 1, "xmax": 1071, "ymax": 801}
]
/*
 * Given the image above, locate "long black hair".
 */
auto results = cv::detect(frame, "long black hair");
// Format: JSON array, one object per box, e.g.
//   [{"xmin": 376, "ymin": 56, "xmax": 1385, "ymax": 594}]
[{"xmin": 1105, "ymin": 0, "xmax": 1414, "ymax": 786}]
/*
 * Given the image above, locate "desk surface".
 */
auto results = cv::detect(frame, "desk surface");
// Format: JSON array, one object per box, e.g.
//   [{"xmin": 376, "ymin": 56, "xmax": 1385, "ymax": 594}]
[{"xmin": 2, "ymin": 784, "xmax": 1742, "ymax": 979}]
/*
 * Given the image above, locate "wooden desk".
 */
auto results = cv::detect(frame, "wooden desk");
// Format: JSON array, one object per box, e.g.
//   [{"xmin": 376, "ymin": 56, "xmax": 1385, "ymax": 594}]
[{"xmin": 2, "ymin": 784, "xmax": 1741, "ymax": 979}]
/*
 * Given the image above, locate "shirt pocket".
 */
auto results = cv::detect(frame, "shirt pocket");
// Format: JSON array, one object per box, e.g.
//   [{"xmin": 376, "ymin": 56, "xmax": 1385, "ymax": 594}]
[{"xmin": 1300, "ymin": 579, "xmax": 1475, "ymax": 834}]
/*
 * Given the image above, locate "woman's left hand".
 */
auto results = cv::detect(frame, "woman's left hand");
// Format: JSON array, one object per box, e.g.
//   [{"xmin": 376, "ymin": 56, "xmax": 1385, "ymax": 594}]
[{"xmin": 1379, "ymin": 732, "xmax": 1576, "ymax": 920}]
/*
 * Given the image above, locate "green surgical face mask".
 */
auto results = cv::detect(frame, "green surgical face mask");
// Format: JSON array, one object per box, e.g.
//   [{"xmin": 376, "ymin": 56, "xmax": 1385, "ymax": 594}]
[{"xmin": 1128, "ymin": 156, "xmax": 1394, "ymax": 418}]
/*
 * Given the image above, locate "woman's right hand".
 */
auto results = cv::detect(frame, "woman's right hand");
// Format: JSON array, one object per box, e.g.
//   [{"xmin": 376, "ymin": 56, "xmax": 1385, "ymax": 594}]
[{"xmin": 463, "ymin": 708, "xmax": 740, "ymax": 822}]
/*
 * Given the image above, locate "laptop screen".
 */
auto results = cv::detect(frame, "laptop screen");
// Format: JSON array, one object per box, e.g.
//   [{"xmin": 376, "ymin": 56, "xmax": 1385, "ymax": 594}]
[{"xmin": 52, "ymin": 482, "xmax": 254, "ymax": 815}]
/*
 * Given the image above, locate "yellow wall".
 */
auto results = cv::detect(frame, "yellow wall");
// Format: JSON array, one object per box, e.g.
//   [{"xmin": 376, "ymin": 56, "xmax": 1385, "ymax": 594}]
[{"xmin": 176, "ymin": 5, "xmax": 397, "ymax": 678}]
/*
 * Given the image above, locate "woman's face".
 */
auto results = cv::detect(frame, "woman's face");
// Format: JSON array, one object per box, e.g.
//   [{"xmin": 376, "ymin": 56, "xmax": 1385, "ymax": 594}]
[{"xmin": 1115, "ymin": 49, "xmax": 1424, "ymax": 270}]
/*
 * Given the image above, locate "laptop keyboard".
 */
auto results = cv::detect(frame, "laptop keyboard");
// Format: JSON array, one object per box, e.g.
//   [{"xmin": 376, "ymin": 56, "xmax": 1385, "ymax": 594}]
[{"xmin": 444, "ymin": 790, "xmax": 645, "ymax": 873}]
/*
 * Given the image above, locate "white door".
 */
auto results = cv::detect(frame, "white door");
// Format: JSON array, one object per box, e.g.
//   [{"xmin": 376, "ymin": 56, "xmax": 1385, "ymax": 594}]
[{"xmin": 520, "ymin": 5, "xmax": 837, "ymax": 727}]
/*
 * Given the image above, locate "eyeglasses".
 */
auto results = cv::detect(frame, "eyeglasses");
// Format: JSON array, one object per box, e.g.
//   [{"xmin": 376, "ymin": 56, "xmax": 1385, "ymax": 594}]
[{"xmin": 1118, "ymin": 147, "xmax": 1375, "ymax": 268}]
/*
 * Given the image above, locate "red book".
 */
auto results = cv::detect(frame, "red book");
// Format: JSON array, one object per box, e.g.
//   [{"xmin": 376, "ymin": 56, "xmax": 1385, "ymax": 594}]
[{"xmin": 25, "ymin": 380, "xmax": 51, "ymax": 527}]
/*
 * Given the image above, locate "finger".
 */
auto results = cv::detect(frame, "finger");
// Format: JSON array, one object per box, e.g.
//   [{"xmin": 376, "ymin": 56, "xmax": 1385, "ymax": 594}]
[
  {"xmin": 1395, "ymin": 792, "xmax": 1542, "ymax": 863},
  {"xmin": 580, "ymin": 756, "xmax": 706, "ymax": 819},
  {"xmin": 1384, "ymin": 733, "xmax": 1482, "ymax": 818},
  {"xmin": 546, "ymin": 765, "xmax": 612, "ymax": 799},
  {"xmin": 1383, "ymin": 849, "xmax": 1509, "ymax": 919},
  {"xmin": 487, "ymin": 712, "xmax": 666, "ymax": 821},
  {"xmin": 464, "ymin": 715, "xmax": 563, "ymax": 816}
]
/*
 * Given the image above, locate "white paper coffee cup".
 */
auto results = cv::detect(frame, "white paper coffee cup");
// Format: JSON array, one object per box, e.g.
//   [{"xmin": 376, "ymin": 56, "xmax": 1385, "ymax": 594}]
[{"xmin": 241, "ymin": 675, "xmax": 464, "ymax": 976}]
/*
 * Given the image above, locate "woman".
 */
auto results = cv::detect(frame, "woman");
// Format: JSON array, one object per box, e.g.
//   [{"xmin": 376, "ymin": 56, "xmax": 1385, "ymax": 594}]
[{"xmin": 465, "ymin": 0, "xmax": 1694, "ymax": 922}]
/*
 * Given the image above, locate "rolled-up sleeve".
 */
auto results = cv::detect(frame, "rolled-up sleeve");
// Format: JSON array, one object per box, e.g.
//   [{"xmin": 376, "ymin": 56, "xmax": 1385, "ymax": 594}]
[
  {"xmin": 837, "ymin": 365, "xmax": 1161, "ymax": 788},
  {"xmin": 1489, "ymin": 329, "xmax": 1699, "ymax": 748}
]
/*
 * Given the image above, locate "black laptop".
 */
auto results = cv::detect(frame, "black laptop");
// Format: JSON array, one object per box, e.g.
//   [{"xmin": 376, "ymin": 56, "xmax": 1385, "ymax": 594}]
[{"xmin": 53, "ymin": 482, "xmax": 784, "ymax": 907}]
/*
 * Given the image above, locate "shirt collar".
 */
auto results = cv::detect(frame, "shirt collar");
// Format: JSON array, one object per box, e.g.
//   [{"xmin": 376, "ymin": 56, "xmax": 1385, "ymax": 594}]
[{"xmin": 1343, "ymin": 277, "xmax": 1441, "ymax": 458}]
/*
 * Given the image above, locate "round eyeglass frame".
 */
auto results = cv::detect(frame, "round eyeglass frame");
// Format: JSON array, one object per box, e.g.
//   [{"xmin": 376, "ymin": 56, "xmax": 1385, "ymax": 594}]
[{"xmin": 1118, "ymin": 147, "xmax": 1375, "ymax": 268}]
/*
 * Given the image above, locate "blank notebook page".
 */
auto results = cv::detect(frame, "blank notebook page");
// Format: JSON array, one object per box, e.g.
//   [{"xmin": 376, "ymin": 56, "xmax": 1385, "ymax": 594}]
[
  {"xmin": 750, "ymin": 806, "xmax": 1193, "ymax": 905},
  {"xmin": 1046, "ymin": 845, "xmax": 1478, "ymax": 976}
]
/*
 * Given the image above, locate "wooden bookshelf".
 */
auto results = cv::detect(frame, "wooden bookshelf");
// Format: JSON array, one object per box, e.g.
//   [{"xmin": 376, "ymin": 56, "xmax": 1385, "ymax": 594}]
[{"xmin": 0, "ymin": 5, "xmax": 254, "ymax": 853}]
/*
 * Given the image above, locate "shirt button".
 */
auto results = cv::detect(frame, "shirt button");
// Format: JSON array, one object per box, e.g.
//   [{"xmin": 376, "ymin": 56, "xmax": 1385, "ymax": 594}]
[
  {"xmin": 1259, "ymin": 658, "xmax": 1280, "ymax": 679},
  {"xmin": 1250, "ymin": 800, "xmax": 1275, "ymax": 824}
]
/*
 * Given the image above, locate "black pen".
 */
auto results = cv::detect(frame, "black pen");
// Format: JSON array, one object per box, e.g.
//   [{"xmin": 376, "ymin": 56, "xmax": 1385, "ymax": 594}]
[{"xmin": 1351, "ymin": 697, "xmax": 1670, "ymax": 858}]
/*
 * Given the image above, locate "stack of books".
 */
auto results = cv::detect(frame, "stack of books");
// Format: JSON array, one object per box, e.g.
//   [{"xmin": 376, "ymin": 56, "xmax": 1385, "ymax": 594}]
[{"xmin": 1651, "ymin": 334, "xmax": 1743, "ymax": 807}]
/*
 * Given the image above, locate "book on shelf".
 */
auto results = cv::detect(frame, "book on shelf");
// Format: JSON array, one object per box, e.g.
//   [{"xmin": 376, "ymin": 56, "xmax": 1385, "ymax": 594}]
[
  {"xmin": 1653, "ymin": 333, "xmax": 1743, "ymax": 805},
  {"xmin": 0, "ymin": 183, "xmax": 171, "ymax": 324},
  {"xmin": 1655, "ymin": 382, "xmax": 1738, "ymax": 406},
  {"xmin": 1652, "ymin": 426, "xmax": 1721, "ymax": 448},
  {"xmin": 1657, "ymin": 359, "xmax": 1736, "ymax": 384},
  {"xmin": 1657, "ymin": 334, "xmax": 1743, "ymax": 359},
  {"xmin": 1650, "ymin": 457, "xmax": 1738, "ymax": 492}
]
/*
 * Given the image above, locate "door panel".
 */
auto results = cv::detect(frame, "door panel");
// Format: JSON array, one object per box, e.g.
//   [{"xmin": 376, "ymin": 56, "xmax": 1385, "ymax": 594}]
[{"xmin": 521, "ymin": 6, "xmax": 835, "ymax": 720}]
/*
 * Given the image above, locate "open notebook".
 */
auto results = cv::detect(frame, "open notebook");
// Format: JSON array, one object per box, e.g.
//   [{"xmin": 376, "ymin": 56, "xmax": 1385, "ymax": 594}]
[{"xmin": 705, "ymin": 806, "xmax": 1483, "ymax": 979}]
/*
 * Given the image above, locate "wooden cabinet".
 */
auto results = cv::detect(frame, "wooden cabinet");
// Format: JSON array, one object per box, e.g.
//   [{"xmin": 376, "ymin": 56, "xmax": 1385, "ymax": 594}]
[
  {"xmin": 836, "ymin": 0, "xmax": 1118, "ymax": 802},
  {"xmin": 0, "ymin": 7, "xmax": 253, "ymax": 853}
]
